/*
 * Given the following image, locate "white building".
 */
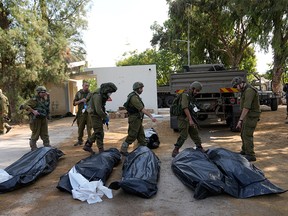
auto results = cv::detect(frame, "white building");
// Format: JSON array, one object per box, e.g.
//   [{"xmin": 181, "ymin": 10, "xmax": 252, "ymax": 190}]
[{"xmin": 48, "ymin": 65, "xmax": 158, "ymax": 116}]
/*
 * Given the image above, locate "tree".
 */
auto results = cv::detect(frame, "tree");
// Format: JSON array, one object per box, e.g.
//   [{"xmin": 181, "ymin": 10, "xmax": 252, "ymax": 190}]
[
  {"xmin": 151, "ymin": 0, "xmax": 258, "ymax": 71},
  {"xmin": 116, "ymin": 49, "xmax": 182, "ymax": 86},
  {"xmin": 246, "ymin": 0, "xmax": 288, "ymax": 93},
  {"xmin": 0, "ymin": 0, "xmax": 91, "ymax": 119}
]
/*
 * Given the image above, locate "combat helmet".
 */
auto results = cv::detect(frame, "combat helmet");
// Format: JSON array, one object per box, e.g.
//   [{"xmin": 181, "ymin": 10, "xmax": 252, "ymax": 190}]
[
  {"xmin": 100, "ymin": 82, "xmax": 117, "ymax": 94},
  {"xmin": 190, "ymin": 81, "xmax": 203, "ymax": 91},
  {"xmin": 231, "ymin": 77, "xmax": 244, "ymax": 88},
  {"xmin": 133, "ymin": 82, "xmax": 144, "ymax": 90},
  {"xmin": 35, "ymin": 86, "xmax": 47, "ymax": 93}
]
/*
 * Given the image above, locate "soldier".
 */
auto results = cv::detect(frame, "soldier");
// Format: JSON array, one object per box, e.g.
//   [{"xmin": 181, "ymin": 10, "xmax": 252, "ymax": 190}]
[
  {"xmin": 120, "ymin": 82, "xmax": 157, "ymax": 156},
  {"xmin": 171, "ymin": 81, "xmax": 204, "ymax": 157},
  {"xmin": 0, "ymin": 89, "xmax": 12, "ymax": 135},
  {"xmin": 231, "ymin": 77, "xmax": 261, "ymax": 162},
  {"xmin": 23, "ymin": 86, "xmax": 51, "ymax": 150},
  {"xmin": 83, "ymin": 82, "xmax": 117, "ymax": 154},
  {"xmin": 283, "ymin": 83, "xmax": 288, "ymax": 119},
  {"xmin": 73, "ymin": 81, "xmax": 92, "ymax": 146}
]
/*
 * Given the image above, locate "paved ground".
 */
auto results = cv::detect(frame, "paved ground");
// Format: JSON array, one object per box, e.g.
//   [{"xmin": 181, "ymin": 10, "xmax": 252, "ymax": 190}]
[
  {"xmin": 0, "ymin": 117, "xmax": 78, "ymax": 169},
  {"xmin": 0, "ymin": 107, "xmax": 287, "ymax": 216}
]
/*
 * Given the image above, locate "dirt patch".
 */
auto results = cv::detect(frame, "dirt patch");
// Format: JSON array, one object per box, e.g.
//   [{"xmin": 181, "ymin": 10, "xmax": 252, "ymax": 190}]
[{"xmin": 0, "ymin": 106, "xmax": 287, "ymax": 216}]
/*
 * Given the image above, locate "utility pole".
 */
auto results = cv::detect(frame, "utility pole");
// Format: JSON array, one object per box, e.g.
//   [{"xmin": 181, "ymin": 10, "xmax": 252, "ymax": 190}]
[
  {"xmin": 174, "ymin": 4, "xmax": 191, "ymax": 66},
  {"xmin": 187, "ymin": 15, "xmax": 190, "ymax": 66}
]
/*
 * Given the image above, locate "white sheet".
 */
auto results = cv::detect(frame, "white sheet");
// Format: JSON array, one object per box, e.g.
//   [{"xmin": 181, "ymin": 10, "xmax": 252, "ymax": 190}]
[
  {"xmin": 0, "ymin": 169, "xmax": 13, "ymax": 183},
  {"xmin": 68, "ymin": 166, "xmax": 113, "ymax": 204}
]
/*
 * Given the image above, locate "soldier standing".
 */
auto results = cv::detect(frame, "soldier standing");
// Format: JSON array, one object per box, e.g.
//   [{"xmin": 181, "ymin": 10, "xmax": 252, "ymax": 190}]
[
  {"xmin": 83, "ymin": 82, "xmax": 117, "ymax": 154},
  {"xmin": 73, "ymin": 81, "xmax": 92, "ymax": 146},
  {"xmin": 120, "ymin": 82, "xmax": 157, "ymax": 156},
  {"xmin": 171, "ymin": 81, "xmax": 204, "ymax": 157},
  {"xmin": 231, "ymin": 77, "xmax": 261, "ymax": 162},
  {"xmin": 23, "ymin": 86, "xmax": 51, "ymax": 150},
  {"xmin": 283, "ymin": 83, "xmax": 288, "ymax": 118},
  {"xmin": 0, "ymin": 89, "xmax": 12, "ymax": 134}
]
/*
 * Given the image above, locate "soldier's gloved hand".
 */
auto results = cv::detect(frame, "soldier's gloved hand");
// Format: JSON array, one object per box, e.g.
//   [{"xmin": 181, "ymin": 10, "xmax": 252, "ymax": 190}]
[{"xmin": 103, "ymin": 116, "xmax": 109, "ymax": 125}]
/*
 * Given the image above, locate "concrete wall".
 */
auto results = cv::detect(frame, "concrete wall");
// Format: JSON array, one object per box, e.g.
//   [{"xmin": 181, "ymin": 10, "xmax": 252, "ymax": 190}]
[
  {"xmin": 46, "ymin": 83, "xmax": 67, "ymax": 116},
  {"xmin": 46, "ymin": 80, "xmax": 83, "ymax": 116},
  {"xmin": 86, "ymin": 65, "xmax": 158, "ymax": 113},
  {"xmin": 67, "ymin": 79, "xmax": 83, "ymax": 115}
]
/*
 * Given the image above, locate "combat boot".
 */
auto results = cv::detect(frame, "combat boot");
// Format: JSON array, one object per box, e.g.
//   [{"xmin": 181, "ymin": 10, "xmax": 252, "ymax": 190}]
[
  {"xmin": 43, "ymin": 142, "xmax": 51, "ymax": 147},
  {"xmin": 239, "ymin": 150, "xmax": 245, "ymax": 155},
  {"xmin": 243, "ymin": 154, "xmax": 256, "ymax": 162},
  {"xmin": 83, "ymin": 140, "xmax": 94, "ymax": 153},
  {"xmin": 172, "ymin": 146, "xmax": 180, "ymax": 157},
  {"xmin": 98, "ymin": 147, "xmax": 104, "ymax": 153},
  {"xmin": 120, "ymin": 141, "xmax": 129, "ymax": 156},
  {"xmin": 74, "ymin": 140, "xmax": 83, "ymax": 146},
  {"xmin": 29, "ymin": 139, "xmax": 38, "ymax": 151},
  {"xmin": 196, "ymin": 145, "xmax": 205, "ymax": 152}
]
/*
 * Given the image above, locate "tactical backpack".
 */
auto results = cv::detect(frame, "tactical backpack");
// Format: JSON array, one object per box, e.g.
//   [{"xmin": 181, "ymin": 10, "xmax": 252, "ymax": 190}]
[
  {"xmin": 170, "ymin": 94, "xmax": 183, "ymax": 116},
  {"xmin": 86, "ymin": 96, "xmax": 94, "ymax": 115},
  {"xmin": 123, "ymin": 92, "xmax": 142, "ymax": 114}
]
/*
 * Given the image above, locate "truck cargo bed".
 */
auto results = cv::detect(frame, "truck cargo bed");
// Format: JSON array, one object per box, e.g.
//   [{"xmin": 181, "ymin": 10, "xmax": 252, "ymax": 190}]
[{"xmin": 170, "ymin": 70, "xmax": 246, "ymax": 94}]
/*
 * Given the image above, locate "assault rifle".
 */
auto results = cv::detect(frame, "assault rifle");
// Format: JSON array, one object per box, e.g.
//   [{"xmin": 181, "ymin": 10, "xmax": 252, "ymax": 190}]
[{"xmin": 71, "ymin": 114, "xmax": 78, "ymax": 126}]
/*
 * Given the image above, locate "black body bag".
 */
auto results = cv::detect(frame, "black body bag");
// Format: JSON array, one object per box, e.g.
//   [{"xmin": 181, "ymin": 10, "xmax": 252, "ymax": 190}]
[
  {"xmin": 145, "ymin": 128, "xmax": 160, "ymax": 149},
  {"xmin": 109, "ymin": 146, "xmax": 160, "ymax": 198},
  {"xmin": 172, "ymin": 147, "xmax": 286, "ymax": 199},
  {"xmin": 0, "ymin": 147, "xmax": 64, "ymax": 193},
  {"xmin": 57, "ymin": 148, "xmax": 121, "ymax": 193}
]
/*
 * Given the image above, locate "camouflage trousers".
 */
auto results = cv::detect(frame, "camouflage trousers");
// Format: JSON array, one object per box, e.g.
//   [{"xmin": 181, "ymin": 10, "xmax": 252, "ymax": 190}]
[
  {"xmin": 76, "ymin": 112, "xmax": 92, "ymax": 142},
  {"xmin": 240, "ymin": 116, "xmax": 259, "ymax": 156},
  {"xmin": 124, "ymin": 115, "xmax": 147, "ymax": 146},
  {"xmin": 89, "ymin": 115, "xmax": 105, "ymax": 149},
  {"xmin": 29, "ymin": 117, "xmax": 50, "ymax": 145},
  {"xmin": 0, "ymin": 117, "xmax": 4, "ymax": 133},
  {"xmin": 175, "ymin": 116, "xmax": 202, "ymax": 148}
]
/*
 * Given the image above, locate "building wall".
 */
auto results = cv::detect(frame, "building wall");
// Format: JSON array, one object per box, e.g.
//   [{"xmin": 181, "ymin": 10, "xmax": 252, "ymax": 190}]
[
  {"xmin": 67, "ymin": 79, "xmax": 83, "ymax": 115},
  {"xmin": 46, "ymin": 83, "xmax": 67, "ymax": 116},
  {"xmin": 46, "ymin": 80, "xmax": 83, "ymax": 116},
  {"xmin": 47, "ymin": 65, "xmax": 158, "ymax": 116},
  {"xmin": 86, "ymin": 65, "xmax": 158, "ymax": 114}
]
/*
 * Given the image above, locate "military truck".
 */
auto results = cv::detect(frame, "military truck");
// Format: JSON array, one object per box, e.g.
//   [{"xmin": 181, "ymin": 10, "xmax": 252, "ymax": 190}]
[
  {"xmin": 251, "ymin": 74, "xmax": 278, "ymax": 111},
  {"xmin": 157, "ymin": 64, "xmax": 246, "ymax": 131}
]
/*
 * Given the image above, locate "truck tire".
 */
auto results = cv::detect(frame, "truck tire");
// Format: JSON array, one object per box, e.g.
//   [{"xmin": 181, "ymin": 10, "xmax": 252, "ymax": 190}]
[
  {"xmin": 270, "ymin": 98, "xmax": 278, "ymax": 111},
  {"xmin": 164, "ymin": 95, "xmax": 175, "ymax": 108},
  {"xmin": 197, "ymin": 114, "xmax": 208, "ymax": 121},
  {"xmin": 157, "ymin": 96, "xmax": 163, "ymax": 108}
]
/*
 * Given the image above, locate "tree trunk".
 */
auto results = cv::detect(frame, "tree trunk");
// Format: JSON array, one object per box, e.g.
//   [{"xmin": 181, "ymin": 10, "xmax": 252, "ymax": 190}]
[{"xmin": 272, "ymin": 55, "xmax": 284, "ymax": 94}]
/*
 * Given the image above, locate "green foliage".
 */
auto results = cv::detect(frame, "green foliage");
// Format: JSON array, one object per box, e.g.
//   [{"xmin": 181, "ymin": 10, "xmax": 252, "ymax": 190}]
[
  {"xmin": 245, "ymin": 0, "xmax": 288, "ymax": 92},
  {"xmin": 0, "ymin": 0, "xmax": 92, "ymax": 121},
  {"xmin": 151, "ymin": 0, "xmax": 258, "ymax": 69},
  {"xmin": 150, "ymin": 0, "xmax": 287, "ymax": 93},
  {"xmin": 86, "ymin": 78, "xmax": 97, "ymax": 92},
  {"xmin": 116, "ymin": 48, "xmax": 182, "ymax": 85}
]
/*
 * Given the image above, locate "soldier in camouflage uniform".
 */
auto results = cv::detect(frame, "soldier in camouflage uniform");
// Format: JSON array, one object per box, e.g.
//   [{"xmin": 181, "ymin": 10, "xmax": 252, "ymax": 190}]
[
  {"xmin": 283, "ymin": 83, "xmax": 288, "ymax": 118},
  {"xmin": 172, "ymin": 81, "xmax": 204, "ymax": 157},
  {"xmin": 0, "ymin": 89, "xmax": 12, "ymax": 135},
  {"xmin": 120, "ymin": 82, "xmax": 157, "ymax": 156},
  {"xmin": 232, "ymin": 77, "xmax": 261, "ymax": 162},
  {"xmin": 73, "ymin": 81, "xmax": 92, "ymax": 146},
  {"xmin": 83, "ymin": 82, "xmax": 117, "ymax": 154},
  {"xmin": 23, "ymin": 86, "xmax": 51, "ymax": 150}
]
